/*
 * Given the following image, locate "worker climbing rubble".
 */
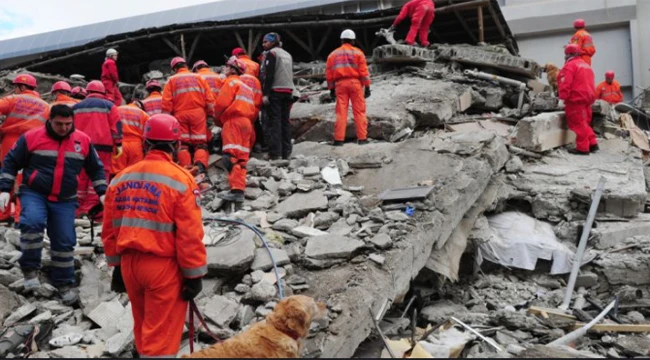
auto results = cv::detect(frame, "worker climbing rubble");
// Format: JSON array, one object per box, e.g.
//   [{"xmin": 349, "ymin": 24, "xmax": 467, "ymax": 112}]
[
  {"xmin": 102, "ymin": 114, "xmax": 206, "ymax": 358},
  {"xmin": 101, "ymin": 48, "xmax": 123, "ymax": 105},
  {"xmin": 388, "ymin": 0, "xmax": 435, "ymax": 47},
  {"xmin": 326, "ymin": 29, "xmax": 371, "ymax": 146},
  {"xmin": 72, "ymin": 80, "xmax": 122, "ymax": 218},
  {"xmin": 50, "ymin": 81, "xmax": 78, "ymax": 107},
  {"xmin": 232, "ymin": 47, "xmax": 260, "ymax": 77},
  {"xmin": 595, "ymin": 71, "xmax": 623, "ymax": 104},
  {"xmin": 0, "ymin": 74, "xmax": 49, "ymax": 225},
  {"xmin": 569, "ymin": 18, "xmax": 596, "ymax": 66},
  {"xmin": 558, "ymin": 44, "xmax": 597, "ymax": 155},
  {"xmin": 162, "ymin": 57, "xmax": 215, "ymax": 175},
  {"xmin": 112, "ymin": 100, "xmax": 150, "ymax": 176},
  {"xmin": 0, "ymin": 104, "xmax": 107, "ymax": 305},
  {"xmin": 214, "ymin": 57, "xmax": 257, "ymax": 203}
]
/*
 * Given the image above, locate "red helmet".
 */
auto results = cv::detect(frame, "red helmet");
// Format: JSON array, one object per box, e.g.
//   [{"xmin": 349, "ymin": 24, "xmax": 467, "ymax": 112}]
[
  {"xmin": 170, "ymin": 57, "xmax": 186, "ymax": 69},
  {"xmin": 13, "ymin": 74, "xmax": 37, "ymax": 88},
  {"xmin": 232, "ymin": 47, "xmax": 246, "ymax": 56},
  {"xmin": 565, "ymin": 44, "xmax": 581, "ymax": 56},
  {"xmin": 144, "ymin": 114, "xmax": 181, "ymax": 142},
  {"xmin": 605, "ymin": 70, "xmax": 615, "ymax": 80},
  {"xmin": 192, "ymin": 60, "xmax": 208, "ymax": 72},
  {"xmin": 225, "ymin": 56, "xmax": 246, "ymax": 74},
  {"xmin": 145, "ymin": 79, "xmax": 162, "ymax": 91},
  {"xmin": 574, "ymin": 18, "xmax": 585, "ymax": 29},
  {"xmin": 86, "ymin": 80, "xmax": 106, "ymax": 94},
  {"xmin": 71, "ymin": 86, "xmax": 87, "ymax": 98},
  {"xmin": 51, "ymin": 81, "xmax": 72, "ymax": 93}
]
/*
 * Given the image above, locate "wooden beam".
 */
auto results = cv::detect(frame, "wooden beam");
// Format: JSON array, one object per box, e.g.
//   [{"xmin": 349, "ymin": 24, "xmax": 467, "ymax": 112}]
[
  {"xmin": 477, "ymin": 6, "xmax": 485, "ymax": 43},
  {"xmin": 568, "ymin": 323, "xmax": 650, "ymax": 333},
  {"xmin": 161, "ymin": 37, "xmax": 183, "ymax": 56},
  {"xmin": 316, "ymin": 26, "xmax": 333, "ymax": 56},
  {"xmin": 247, "ymin": 29, "xmax": 253, "ymax": 56},
  {"xmin": 453, "ymin": 10, "xmax": 478, "ymax": 43},
  {"xmin": 180, "ymin": 34, "xmax": 187, "ymax": 59},
  {"xmin": 286, "ymin": 29, "xmax": 315, "ymax": 58},
  {"xmin": 250, "ymin": 31, "xmax": 263, "ymax": 56},
  {"xmin": 486, "ymin": 3, "xmax": 507, "ymax": 39},
  {"xmin": 187, "ymin": 33, "xmax": 202, "ymax": 64},
  {"xmin": 528, "ymin": 306, "xmax": 576, "ymax": 320},
  {"xmin": 234, "ymin": 31, "xmax": 247, "ymax": 53}
]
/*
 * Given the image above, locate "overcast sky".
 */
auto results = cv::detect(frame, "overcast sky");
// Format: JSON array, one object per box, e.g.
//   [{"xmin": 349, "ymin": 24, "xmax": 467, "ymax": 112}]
[{"xmin": 0, "ymin": 0, "xmax": 224, "ymax": 40}]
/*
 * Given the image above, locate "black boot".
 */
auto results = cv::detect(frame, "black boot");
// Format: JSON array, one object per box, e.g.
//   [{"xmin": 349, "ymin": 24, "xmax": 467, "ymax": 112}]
[
  {"xmin": 568, "ymin": 148, "xmax": 589, "ymax": 156},
  {"xmin": 590, "ymin": 144, "xmax": 600, "ymax": 153}
]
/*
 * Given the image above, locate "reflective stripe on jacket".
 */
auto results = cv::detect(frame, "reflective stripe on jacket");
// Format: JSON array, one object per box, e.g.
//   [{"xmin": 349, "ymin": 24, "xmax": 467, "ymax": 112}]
[
  {"xmin": 240, "ymin": 74, "xmax": 263, "ymax": 110},
  {"xmin": 570, "ymin": 29, "xmax": 596, "ymax": 58},
  {"xmin": 118, "ymin": 104, "xmax": 150, "ymax": 140},
  {"xmin": 73, "ymin": 94, "xmax": 123, "ymax": 151},
  {"xmin": 0, "ymin": 91, "xmax": 49, "ymax": 136},
  {"xmin": 51, "ymin": 94, "xmax": 79, "ymax": 107},
  {"xmin": 326, "ymin": 43, "xmax": 371, "ymax": 89},
  {"xmin": 161, "ymin": 68, "xmax": 215, "ymax": 116},
  {"xmin": 215, "ymin": 76, "xmax": 258, "ymax": 125},
  {"xmin": 595, "ymin": 80, "xmax": 623, "ymax": 104},
  {"xmin": 142, "ymin": 92, "xmax": 163, "ymax": 116},
  {"xmin": 197, "ymin": 68, "xmax": 223, "ymax": 98}
]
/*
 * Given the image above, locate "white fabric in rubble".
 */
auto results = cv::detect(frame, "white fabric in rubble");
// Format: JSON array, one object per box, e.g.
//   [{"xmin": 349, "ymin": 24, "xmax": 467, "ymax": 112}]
[{"xmin": 477, "ymin": 211, "xmax": 576, "ymax": 274}]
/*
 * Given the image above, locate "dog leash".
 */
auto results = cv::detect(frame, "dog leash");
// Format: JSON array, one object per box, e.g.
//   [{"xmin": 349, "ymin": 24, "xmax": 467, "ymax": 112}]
[{"xmin": 188, "ymin": 300, "xmax": 222, "ymax": 354}]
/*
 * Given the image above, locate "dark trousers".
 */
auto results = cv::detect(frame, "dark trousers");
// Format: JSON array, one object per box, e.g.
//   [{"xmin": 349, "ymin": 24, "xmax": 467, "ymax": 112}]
[{"xmin": 265, "ymin": 92, "xmax": 293, "ymax": 159}]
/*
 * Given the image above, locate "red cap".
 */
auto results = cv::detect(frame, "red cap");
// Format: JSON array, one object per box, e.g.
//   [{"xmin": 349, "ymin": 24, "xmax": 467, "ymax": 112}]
[
  {"xmin": 170, "ymin": 57, "xmax": 186, "ymax": 69},
  {"xmin": 144, "ymin": 114, "xmax": 181, "ymax": 142},
  {"xmin": 145, "ymin": 79, "xmax": 162, "ymax": 90},
  {"xmin": 192, "ymin": 60, "xmax": 208, "ymax": 72},
  {"xmin": 565, "ymin": 44, "xmax": 581, "ymax": 56},
  {"xmin": 232, "ymin": 47, "xmax": 246, "ymax": 56},
  {"xmin": 13, "ymin": 74, "xmax": 37, "ymax": 88},
  {"xmin": 86, "ymin": 80, "xmax": 106, "ymax": 94},
  {"xmin": 574, "ymin": 18, "xmax": 585, "ymax": 29},
  {"xmin": 605, "ymin": 71, "xmax": 615, "ymax": 79},
  {"xmin": 51, "ymin": 81, "xmax": 72, "ymax": 93}
]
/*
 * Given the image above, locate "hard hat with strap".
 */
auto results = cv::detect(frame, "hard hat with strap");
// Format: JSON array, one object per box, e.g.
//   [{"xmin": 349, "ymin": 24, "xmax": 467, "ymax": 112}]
[
  {"xmin": 86, "ymin": 80, "xmax": 106, "ymax": 94},
  {"xmin": 52, "ymin": 81, "xmax": 72, "ymax": 93},
  {"xmin": 13, "ymin": 74, "xmax": 37, "ymax": 88}
]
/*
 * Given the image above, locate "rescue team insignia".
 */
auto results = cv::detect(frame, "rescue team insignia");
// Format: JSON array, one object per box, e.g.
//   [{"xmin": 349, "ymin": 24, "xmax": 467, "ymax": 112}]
[
  {"xmin": 194, "ymin": 189, "xmax": 201, "ymax": 207},
  {"xmin": 74, "ymin": 142, "xmax": 82, "ymax": 152}
]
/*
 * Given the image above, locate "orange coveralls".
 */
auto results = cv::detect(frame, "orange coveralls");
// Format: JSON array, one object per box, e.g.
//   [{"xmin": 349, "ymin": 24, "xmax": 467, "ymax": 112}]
[
  {"xmin": 142, "ymin": 91, "xmax": 163, "ymax": 116},
  {"xmin": 326, "ymin": 43, "xmax": 371, "ymax": 142},
  {"xmin": 595, "ymin": 80, "xmax": 623, "ymax": 104},
  {"xmin": 111, "ymin": 104, "xmax": 150, "ymax": 175},
  {"xmin": 51, "ymin": 94, "xmax": 79, "ymax": 107},
  {"xmin": 0, "ymin": 90, "xmax": 49, "ymax": 222},
  {"xmin": 215, "ymin": 76, "xmax": 257, "ymax": 191},
  {"xmin": 161, "ymin": 68, "xmax": 215, "ymax": 168},
  {"xmin": 570, "ymin": 29, "xmax": 596, "ymax": 66},
  {"xmin": 239, "ymin": 73, "xmax": 263, "ymax": 148},
  {"xmin": 102, "ymin": 150, "xmax": 206, "ymax": 357},
  {"xmin": 196, "ymin": 67, "xmax": 223, "ymax": 145},
  {"xmin": 239, "ymin": 55, "xmax": 261, "ymax": 78}
]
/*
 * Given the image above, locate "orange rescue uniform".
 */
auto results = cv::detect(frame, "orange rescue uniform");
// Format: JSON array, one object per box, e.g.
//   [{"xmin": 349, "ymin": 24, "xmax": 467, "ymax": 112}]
[
  {"xmin": 238, "ymin": 55, "xmax": 261, "ymax": 78},
  {"xmin": 161, "ymin": 68, "xmax": 215, "ymax": 168},
  {"xmin": 215, "ymin": 76, "xmax": 257, "ymax": 191},
  {"xmin": 595, "ymin": 80, "xmax": 623, "ymax": 104},
  {"xmin": 239, "ymin": 74, "xmax": 263, "ymax": 148},
  {"xmin": 570, "ymin": 29, "xmax": 596, "ymax": 66},
  {"xmin": 0, "ymin": 90, "xmax": 49, "ymax": 222},
  {"xmin": 326, "ymin": 43, "xmax": 371, "ymax": 142},
  {"xmin": 196, "ymin": 67, "xmax": 223, "ymax": 144},
  {"xmin": 112, "ymin": 104, "xmax": 150, "ymax": 175},
  {"xmin": 142, "ymin": 92, "xmax": 162, "ymax": 116},
  {"xmin": 102, "ymin": 150, "xmax": 206, "ymax": 357},
  {"xmin": 51, "ymin": 94, "xmax": 79, "ymax": 107}
]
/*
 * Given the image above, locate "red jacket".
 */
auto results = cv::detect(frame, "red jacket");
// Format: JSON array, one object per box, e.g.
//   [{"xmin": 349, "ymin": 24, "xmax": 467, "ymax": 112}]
[
  {"xmin": 393, "ymin": 0, "xmax": 435, "ymax": 27},
  {"xmin": 101, "ymin": 58, "xmax": 123, "ymax": 104},
  {"xmin": 558, "ymin": 57, "xmax": 595, "ymax": 105},
  {"xmin": 72, "ymin": 94, "xmax": 122, "ymax": 152}
]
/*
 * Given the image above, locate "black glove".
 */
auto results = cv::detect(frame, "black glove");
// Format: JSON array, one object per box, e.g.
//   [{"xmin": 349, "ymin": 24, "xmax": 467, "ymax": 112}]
[
  {"xmin": 181, "ymin": 277, "xmax": 203, "ymax": 301},
  {"xmin": 388, "ymin": 25, "xmax": 396, "ymax": 32},
  {"xmin": 111, "ymin": 266, "xmax": 126, "ymax": 293},
  {"xmin": 365, "ymin": 87, "xmax": 371, "ymax": 99},
  {"xmin": 330, "ymin": 89, "xmax": 336, "ymax": 99}
]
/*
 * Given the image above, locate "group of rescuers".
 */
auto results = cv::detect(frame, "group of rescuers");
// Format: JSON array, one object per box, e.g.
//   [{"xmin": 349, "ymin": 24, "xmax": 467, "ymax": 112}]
[{"xmin": 0, "ymin": 0, "xmax": 624, "ymax": 355}]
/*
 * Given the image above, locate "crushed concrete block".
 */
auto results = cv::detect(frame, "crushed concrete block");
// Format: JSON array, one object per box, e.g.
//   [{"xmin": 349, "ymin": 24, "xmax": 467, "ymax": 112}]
[
  {"xmin": 203, "ymin": 295, "xmax": 239, "ymax": 328},
  {"xmin": 0, "ymin": 284, "xmax": 20, "ymax": 325},
  {"xmin": 592, "ymin": 100, "xmax": 612, "ymax": 116},
  {"xmin": 275, "ymin": 190, "xmax": 328, "ymax": 218},
  {"xmin": 0, "ymin": 269, "xmax": 21, "ymax": 287},
  {"xmin": 593, "ymin": 214, "xmax": 650, "ymax": 249},
  {"xmin": 595, "ymin": 252, "xmax": 650, "ymax": 286},
  {"xmin": 245, "ymin": 187, "xmax": 263, "ymax": 200},
  {"xmin": 368, "ymin": 233, "xmax": 392, "ymax": 249},
  {"xmin": 372, "ymin": 44, "xmax": 436, "ymax": 64},
  {"xmin": 105, "ymin": 330, "xmax": 134, "ymax": 356},
  {"xmin": 369, "ymin": 253, "xmax": 385, "ymax": 265},
  {"xmin": 436, "ymin": 43, "xmax": 542, "ymax": 79},
  {"xmin": 49, "ymin": 346, "xmax": 88, "ymax": 358},
  {"xmin": 29, "ymin": 310, "xmax": 53, "ymax": 324},
  {"xmin": 505, "ymin": 156, "xmax": 523, "ymax": 173},
  {"xmin": 234, "ymin": 305, "xmax": 255, "ymax": 328},
  {"xmin": 614, "ymin": 336, "xmax": 650, "ymax": 357},
  {"xmin": 250, "ymin": 248, "xmax": 290, "ymax": 271},
  {"xmin": 87, "ymin": 299, "xmax": 124, "ymax": 329},
  {"xmin": 527, "ymin": 79, "xmax": 548, "ymax": 93},
  {"xmin": 347, "ymin": 154, "xmax": 384, "ymax": 169},
  {"xmin": 314, "ymin": 212, "xmax": 340, "ymax": 229},
  {"xmin": 510, "ymin": 112, "xmax": 575, "ymax": 152},
  {"xmin": 291, "ymin": 226, "xmax": 328, "ymax": 238},
  {"xmin": 244, "ymin": 282, "xmax": 278, "ymax": 303},
  {"xmin": 301, "ymin": 166, "xmax": 320, "ymax": 176},
  {"xmin": 305, "ymin": 235, "xmax": 364, "ymax": 260},
  {"xmin": 575, "ymin": 271, "xmax": 599, "ymax": 288},
  {"xmin": 271, "ymin": 218, "xmax": 298, "ymax": 232},
  {"xmin": 206, "ymin": 228, "xmax": 256, "ymax": 275},
  {"xmin": 531, "ymin": 92, "xmax": 559, "ymax": 111},
  {"xmin": 4, "ymin": 302, "xmax": 36, "ymax": 327}
]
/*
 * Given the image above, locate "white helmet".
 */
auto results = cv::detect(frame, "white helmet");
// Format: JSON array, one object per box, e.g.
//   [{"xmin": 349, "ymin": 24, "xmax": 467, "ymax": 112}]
[
  {"xmin": 106, "ymin": 48, "xmax": 118, "ymax": 57},
  {"xmin": 341, "ymin": 29, "xmax": 356, "ymax": 40}
]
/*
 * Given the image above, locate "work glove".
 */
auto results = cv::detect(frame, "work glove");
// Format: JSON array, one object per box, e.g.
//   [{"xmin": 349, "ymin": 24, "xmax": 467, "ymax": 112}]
[
  {"xmin": 111, "ymin": 266, "xmax": 126, "ymax": 293},
  {"xmin": 0, "ymin": 192, "xmax": 10, "ymax": 212},
  {"xmin": 263, "ymin": 96, "xmax": 270, "ymax": 106},
  {"xmin": 330, "ymin": 89, "xmax": 336, "ymax": 99},
  {"xmin": 114, "ymin": 146, "xmax": 123, "ymax": 158},
  {"xmin": 181, "ymin": 277, "xmax": 203, "ymax": 301},
  {"xmin": 99, "ymin": 195, "xmax": 106, "ymax": 205},
  {"xmin": 388, "ymin": 25, "xmax": 396, "ymax": 33},
  {"xmin": 365, "ymin": 87, "xmax": 371, "ymax": 99}
]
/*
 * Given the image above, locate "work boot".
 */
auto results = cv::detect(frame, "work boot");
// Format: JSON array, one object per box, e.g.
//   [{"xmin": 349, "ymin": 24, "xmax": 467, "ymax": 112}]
[
  {"xmin": 58, "ymin": 285, "xmax": 79, "ymax": 306},
  {"xmin": 332, "ymin": 141, "xmax": 344, "ymax": 147},
  {"xmin": 22, "ymin": 269, "xmax": 41, "ymax": 291},
  {"xmin": 590, "ymin": 144, "xmax": 600, "ymax": 153},
  {"xmin": 568, "ymin": 148, "xmax": 589, "ymax": 156},
  {"xmin": 217, "ymin": 190, "xmax": 245, "ymax": 203},
  {"xmin": 357, "ymin": 139, "xmax": 369, "ymax": 145}
]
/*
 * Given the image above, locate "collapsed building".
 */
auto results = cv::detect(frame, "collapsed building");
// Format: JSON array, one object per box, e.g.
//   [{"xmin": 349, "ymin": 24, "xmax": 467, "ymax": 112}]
[{"xmin": 1, "ymin": 0, "xmax": 650, "ymax": 358}]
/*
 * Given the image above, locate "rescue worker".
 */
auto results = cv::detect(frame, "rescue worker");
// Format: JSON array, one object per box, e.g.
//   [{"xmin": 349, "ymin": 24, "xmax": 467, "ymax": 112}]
[
  {"xmin": 73, "ymin": 80, "xmax": 122, "ymax": 217},
  {"xmin": 161, "ymin": 57, "xmax": 215, "ymax": 174},
  {"xmin": 260, "ymin": 33, "xmax": 295, "ymax": 160},
  {"xmin": 0, "ymin": 104, "xmax": 107, "ymax": 305},
  {"xmin": 101, "ymin": 48, "xmax": 123, "ymax": 105},
  {"xmin": 570, "ymin": 19, "xmax": 596, "ymax": 66},
  {"xmin": 326, "ymin": 30, "xmax": 372, "ymax": 146},
  {"xmin": 102, "ymin": 114, "xmax": 206, "ymax": 357},
  {"xmin": 50, "ymin": 81, "xmax": 78, "ymax": 107},
  {"xmin": 558, "ymin": 44, "xmax": 598, "ymax": 155},
  {"xmin": 388, "ymin": 0, "xmax": 435, "ymax": 47},
  {"xmin": 0, "ymin": 74, "xmax": 49, "ymax": 224},
  {"xmin": 215, "ymin": 57, "xmax": 257, "ymax": 203},
  {"xmin": 240, "ymin": 69, "xmax": 263, "ymax": 151},
  {"xmin": 232, "ymin": 48, "xmax": 260, "ymax": 77},
  {"xmin": 112, "ymin": 100, "xmax": 149, "ymax": 176},
  {"xmin": 71, "ymin": 87, "xmax": 87, "ymax": 101},
  {"xmin": 192, "ymin": 60, "xmax": 222, "ymax": 147},
  {"xmin": 142, "ymin": 80, "xmax": 163, "ymax": 116},
  {"xmin": 595, "ymin": 71, "xmax": 623, "ymax": 104}
]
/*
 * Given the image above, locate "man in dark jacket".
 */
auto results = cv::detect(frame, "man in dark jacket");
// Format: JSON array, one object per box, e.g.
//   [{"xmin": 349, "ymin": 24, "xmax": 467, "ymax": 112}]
[{"xmin": 0, "ymin": 105, "xmax": 107, "ymax": 305}]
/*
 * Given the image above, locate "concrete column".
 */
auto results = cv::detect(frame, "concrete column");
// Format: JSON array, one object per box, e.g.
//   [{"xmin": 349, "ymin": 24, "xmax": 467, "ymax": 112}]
[{"xmin": 636, "ymin": 0, "xmax": 650, "ymax": 97}]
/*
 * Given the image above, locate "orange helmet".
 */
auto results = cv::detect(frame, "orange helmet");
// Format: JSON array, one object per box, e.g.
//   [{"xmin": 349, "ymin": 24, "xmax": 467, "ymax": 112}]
[
  {"xmin": 13, "ymin": 74, "xmax": 37, "ymax": 88},
  {"xmin": 144, "ymin": 114, "xmax": 181, "ymax": 142},
  {"xmin": 605, "ymin": 71, "xmax": 615, "ymax": 80},
  {"xmin": 51, "ymin": 81, "xmax": 72, "ymax": 93},
  {"xmin": 565, "ymin": 44, "xmax": 581, "ymax": 56},
  {"xmin": 86, "ymin": 80, "xmax": 106, "ymax": 94},
  {"xmin": 574, "ymin": 19, "xmax": 585, "ymax": 29},
  {"xmin": 170, "ymin": 57, "xmax": 186, "ymax": 69}
]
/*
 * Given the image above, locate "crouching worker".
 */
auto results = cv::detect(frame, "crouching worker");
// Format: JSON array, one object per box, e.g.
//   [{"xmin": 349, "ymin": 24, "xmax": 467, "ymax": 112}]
[
  {"xmin": 0, "ymin": 105, "xmax": 107, "ymax": 305},
  {"xmin": 102, "ymin": 114, "xmax": 207, "ymax": 357}
]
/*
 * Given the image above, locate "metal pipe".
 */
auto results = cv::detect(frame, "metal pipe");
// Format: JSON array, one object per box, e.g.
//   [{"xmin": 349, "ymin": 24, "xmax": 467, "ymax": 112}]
[
  {"xmin": 559, "ymin": 177, "xmax": 606, "ymax": 310},
  {"xmin": 464, "ymin": 69, "xmax": 527, "ymax": 89},
  {"xmin": 549, "ymin": 300, "xmax": 616, "ymax": 347}
]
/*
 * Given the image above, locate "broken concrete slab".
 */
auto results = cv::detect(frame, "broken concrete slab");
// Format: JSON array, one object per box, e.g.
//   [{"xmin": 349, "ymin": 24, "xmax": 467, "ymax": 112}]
[
  {"xmin": 592, "ymin": 213, "xmax": 650, "ymax": 249},
  {"xmin": 436, "ymin": 43, "xmax": 542, "ymax": 79},
  {"xmin": 105, "ymin": 330, "xmax": 134, "ymax": 356},
  {"xmin": 368, "ymin": 234, "xmax": 392, "ymax": 249},
  {"xmin": 250, "ymin": 248, "xmax": 290, "ymax": 271},
  {"xmin": 291, "ymin": 226, "xmax": 328, "ymax": 238},
  {"xmin": 87, "ymin": 299, "xmax": 124, "ymax": 329},
  {"xmin": 0, "ymin": 284, "xmax": 20, "ymax": 325},
  {"xmin": 4, "ymin": 302, "xmax": 36, "ymax": 327},
  {"xmin": 304, "ymin": 235, "xmax": 364, "ymax": 260},
  {"xmin": 510, "ymin": 112, "xmax": 576, "ymax": 152},
  {"xmin": 206, "ymin": 227, "xmax": 256, "ymax": 275},
  {"xmin": 594, "ymin": 251, "xmax": 650, "ymax": 286},
  {"xmin": 202, "ymin": 295, "xmax": 239, "ymax": 328},
  {"xmin": 275, "ymin": 190, "xmax": 328, "ymax": 218}
]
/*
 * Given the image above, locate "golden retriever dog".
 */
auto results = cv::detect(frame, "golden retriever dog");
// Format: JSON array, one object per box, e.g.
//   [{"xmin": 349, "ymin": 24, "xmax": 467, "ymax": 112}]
[
  {"xmin": 545, "ymin": 63, "xmax": 559, "ymax": 94},
  {"xmin": 183, "ymin": 295, "xmax": 327, "ymax": 358}
]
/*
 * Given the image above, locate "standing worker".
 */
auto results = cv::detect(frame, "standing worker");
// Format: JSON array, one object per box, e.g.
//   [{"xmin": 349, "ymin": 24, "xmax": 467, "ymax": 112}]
[
  {"xmin": 0, "ymin": 104, "xmax": 107, "ymax": 304},
  {"xmin": 558, "ymin": 44, "xmax": 598, "ymax": 155},
  {"xmin": 112, "ymin": 100, "xmax": 149, "ymax": 176},
  {"xmin": 162, "ymin": 57, "xmax": 215, "ymax": 175},
  {"xmin": 232, "ymin": 48, "xmax": 260, "ymax": 77},
  {"xmin": 50, "ymin": 81, "xmax": 78, "ymax": 107},
  {"xmin": 102, "ymin": 114, "xmax": 206, "ymax": 358},
  {"xmin": 240, "ymin": 68, "xmax": 263, "ymax": 151},
  {"xmin": 388, "ymin": 0, "xmax": 435, "ymax": 47},
  {"xmin": 71, "ymin": 87, "xmax": 87, "ymax": 101},
  {"xmin": 192, "ymin": 60, "xmax": 222, "ymax": 147},
  {"xmin": 0, "ymin": 74, "xmax": 49, "ymax": 224},
  {"xmin": 214, "ymin": 57, "xmax": 257, "ymax": 203},
  {"xmin": 595, "ymin": 71, "xmax": 623, "ymax": 104},
  {"xmin": 326, "ymin": 30, "xmax": 371, "ymax": 146},
  {"xmin": 142, "ymin": 80, "xmax": 163, "ymax": 116},
  {"xmin": 260, "ymin": 33, "xmax": 295, "ymax": 160},
  {"xmin": 570, "ymin": 19, "xmax": 596, "ymax": 66},
  {"xmin": 73, "ymin": 80, "xmax": 122, "ymax": 217},
  {"xmin": 101, "ymin": 49, "xmax": 123, "ymax": 105}
]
